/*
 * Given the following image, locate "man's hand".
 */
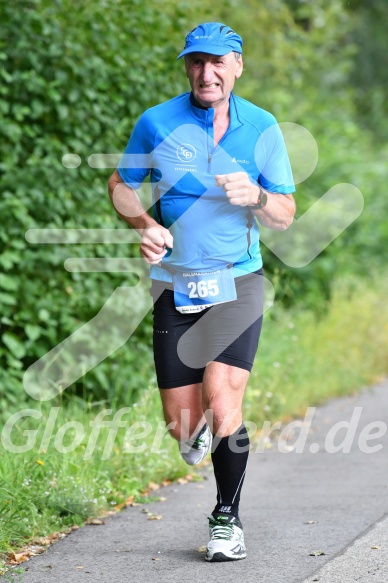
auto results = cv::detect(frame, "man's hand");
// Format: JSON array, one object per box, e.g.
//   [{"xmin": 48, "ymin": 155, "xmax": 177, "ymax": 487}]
[
  {"xmin": 140, "ymin": 225, "xmax": 173, "ymax": 265},
  {"xmin": 215, "ymin": 172, "xmax": 257, "ymax": 207},
  {"xmin": 216, "ymin": 171, "xmax": 296, "ymax": 230}
]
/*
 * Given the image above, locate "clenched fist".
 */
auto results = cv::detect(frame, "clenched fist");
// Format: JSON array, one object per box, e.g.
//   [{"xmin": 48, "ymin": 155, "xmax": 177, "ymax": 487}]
[
  {"xmin": 140, "ymin": 225, "xmax": 173, "ymax": 265},
  {"xmin": 215, "ymin": 172, "xmax": 258, "ymax": 207}
]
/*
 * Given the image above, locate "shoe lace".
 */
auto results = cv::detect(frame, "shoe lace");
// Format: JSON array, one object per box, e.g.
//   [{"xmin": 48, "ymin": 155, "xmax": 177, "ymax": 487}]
[
  {"xmin": 188, "ymin": 425, "xmax": 207, "ymax": 450},
  {"xmin": 191, "ymin": 434, "xmax": 205, "ymax": 450},
  {"xmin": 208, "ymin": 516, "xmax": 234, "ymax": 540}
]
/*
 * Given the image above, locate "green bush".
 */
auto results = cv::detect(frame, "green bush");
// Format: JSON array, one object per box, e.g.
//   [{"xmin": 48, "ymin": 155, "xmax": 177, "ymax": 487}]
[
  {"xmin": 1, "ymin": 0, "xmax": 387, "ymax": 409},
  {"xmin": 0, "ymin": 0, "xmax": 193, "ymax": 407}
]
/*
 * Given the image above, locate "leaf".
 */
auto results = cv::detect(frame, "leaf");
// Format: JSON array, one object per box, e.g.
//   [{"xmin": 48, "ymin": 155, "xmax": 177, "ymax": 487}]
[
  {"xmin": 25, "ymin": 324, "xmax": 42, "ymax": 341},
  {"xmin": 147, "ymin": 514, "xmax": 163, "ymax": 520},
  {"xmin": 9, "ymin": 553, "xmax": 28, "ymax": 564},
  {"xmin": 38, "ymin": 308, "xmax": 50, "ymax": 322},
  {"xmin": 0, "ymin": 292, "xmax": 17, "ymax": 306},
  {"xmin": 0, "ymin": 251, "xmax": 20, "ymax": 269},
  {"xmin": 309, "ymin": 550, "xmax": 325, "ymax": 556},
  {"xmin": 2, "ymin": 332, "xmax": 26, "ymax": 359},
  {"xmin": 0, "ymin": 273, "xmax": 18, "ymax": 291},
  {"xmin": 29, "ymin": 546, "xmax": 45, "ymax": 555},
  {"xmin": 86, "ymin": 518, "xmax": 105, "ymax": 525}
]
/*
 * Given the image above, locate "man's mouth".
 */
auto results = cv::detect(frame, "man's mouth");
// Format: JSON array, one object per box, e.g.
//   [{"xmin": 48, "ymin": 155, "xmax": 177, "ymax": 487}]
[{"xmin": 199, "ymin": 83, "xmax": 219, "ymax": 88}]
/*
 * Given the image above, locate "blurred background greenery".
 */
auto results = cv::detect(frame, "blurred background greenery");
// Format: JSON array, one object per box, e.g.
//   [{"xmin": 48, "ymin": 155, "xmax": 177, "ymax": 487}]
[
  {"xmin": 0, "ymin": 0, "xmax": 387, "ymax": 561},
  {"xmin": 1, "ymin": 0, "xmax": 387, "ymax": 406}
]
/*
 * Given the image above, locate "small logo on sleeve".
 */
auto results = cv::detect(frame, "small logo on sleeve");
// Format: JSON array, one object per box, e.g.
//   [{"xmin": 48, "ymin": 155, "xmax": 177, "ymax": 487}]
[{"xmin": 231, "ymin": 157, "xmax": 249, "ymax": 164}]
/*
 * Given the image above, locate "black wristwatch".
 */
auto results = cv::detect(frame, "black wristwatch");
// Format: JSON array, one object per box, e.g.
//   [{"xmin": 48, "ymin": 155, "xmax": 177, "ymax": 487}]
[{"xmin": 249, "ymin": 185, "xmax": 268, "ymax": 210}]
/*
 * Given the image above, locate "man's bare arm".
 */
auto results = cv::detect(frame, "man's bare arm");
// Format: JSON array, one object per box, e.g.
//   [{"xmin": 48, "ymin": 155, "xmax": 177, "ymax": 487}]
[
  {"xmin": 108, "ymin": 170, "xmax": 173, "ymax": 264},
  {"xmin": 215, "ymin": 172, "xmax": 296, "ymax": 231},
  {"xmin": 251, "ymin": 190, "xmax": 295, "ymax": 231},
  {"xmin": 107, "ymin": 169, "xmax": 156, "ymax": 234}
]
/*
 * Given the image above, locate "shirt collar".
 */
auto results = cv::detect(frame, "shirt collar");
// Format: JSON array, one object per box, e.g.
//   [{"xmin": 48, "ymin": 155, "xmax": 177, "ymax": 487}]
[{"xmin": 188, "ymin": 92, "xmax": 243, "ymax": 130}]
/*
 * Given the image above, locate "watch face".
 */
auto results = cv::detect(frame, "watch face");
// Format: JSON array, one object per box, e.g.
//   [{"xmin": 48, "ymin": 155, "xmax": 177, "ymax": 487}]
[{"xmin": 250, "ymin": 187, "xmax": 267, "ymax": 210}]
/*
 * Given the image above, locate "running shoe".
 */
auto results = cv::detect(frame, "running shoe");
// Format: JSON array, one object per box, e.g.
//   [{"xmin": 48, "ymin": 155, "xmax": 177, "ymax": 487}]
[
  {"xmin": 205, "ymin": 514, "xmax": 246, "ymax": 562},
  {"xmin": 179, "ymin": 423, "xmax": 212, "ymax": 465}
]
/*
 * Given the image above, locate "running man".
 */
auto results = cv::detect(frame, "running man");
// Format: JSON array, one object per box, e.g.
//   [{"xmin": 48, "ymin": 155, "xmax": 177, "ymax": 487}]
[{"xmin": 108, "ymin": 22, "xmax": 295, "ymax": 562}]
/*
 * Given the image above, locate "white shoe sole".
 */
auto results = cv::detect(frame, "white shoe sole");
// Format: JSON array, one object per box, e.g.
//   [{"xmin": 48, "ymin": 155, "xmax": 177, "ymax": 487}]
[{"xmin": 205, "ymin": 550, "xmax": 247, "ymax": 562}]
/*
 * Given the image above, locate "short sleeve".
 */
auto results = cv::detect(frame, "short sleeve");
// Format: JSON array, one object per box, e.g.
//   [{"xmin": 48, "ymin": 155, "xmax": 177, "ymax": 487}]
[
  {"xmin": 254, "ymin": 120, "xmax": 295, "ymax": 194},
  {"xmin": 117, "ymin": 112, "xmax": 155, "ymax": 189}
]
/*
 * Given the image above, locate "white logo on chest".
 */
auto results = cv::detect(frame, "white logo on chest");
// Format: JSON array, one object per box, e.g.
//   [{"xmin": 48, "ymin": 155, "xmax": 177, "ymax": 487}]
[{"xmin": 177, "ymin": 143, "xmax": 197, "ymax": 162}]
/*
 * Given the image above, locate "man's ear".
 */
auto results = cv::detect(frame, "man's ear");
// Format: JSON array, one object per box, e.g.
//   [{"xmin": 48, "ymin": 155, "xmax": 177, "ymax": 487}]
[{"xmin": 235, "ymin": 57, "xmax": 243, "ymax": 79}]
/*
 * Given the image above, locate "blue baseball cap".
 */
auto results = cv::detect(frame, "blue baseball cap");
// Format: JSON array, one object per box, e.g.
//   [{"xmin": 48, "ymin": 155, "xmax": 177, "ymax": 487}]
[{"xmin": 177, "ymin": 22, "xmax": 243, "ymax": 59}]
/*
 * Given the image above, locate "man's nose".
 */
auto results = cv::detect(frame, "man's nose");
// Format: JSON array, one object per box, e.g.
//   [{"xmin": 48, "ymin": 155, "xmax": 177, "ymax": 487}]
[{"xmin": 201, "ymin": 62, "xmax": 214, "ymax": 83}]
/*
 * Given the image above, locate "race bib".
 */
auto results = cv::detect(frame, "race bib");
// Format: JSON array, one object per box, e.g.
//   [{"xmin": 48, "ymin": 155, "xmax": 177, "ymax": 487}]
[{"xmin": 173, "ymin": 268, "xmax": 237, "ymax": 314}]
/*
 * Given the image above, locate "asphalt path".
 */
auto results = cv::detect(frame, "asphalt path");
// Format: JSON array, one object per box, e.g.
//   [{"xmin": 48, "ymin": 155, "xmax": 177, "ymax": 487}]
[{"xmin": 3, "ymin": 379, "xmax": 388, "ymax": 583}]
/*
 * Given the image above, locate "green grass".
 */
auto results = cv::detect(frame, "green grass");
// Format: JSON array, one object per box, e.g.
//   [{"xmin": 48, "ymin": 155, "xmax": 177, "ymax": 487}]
[
  {"xmin": 0, "ymin": 389, "xmax": 190, "ymax": 572},
  {"xmin": 1, "ymin": 274, "xmax": 388, "ymax": 573},
  {"xmin": 245, "ymin": 273, "xmax": 388, "ymax": 424}
]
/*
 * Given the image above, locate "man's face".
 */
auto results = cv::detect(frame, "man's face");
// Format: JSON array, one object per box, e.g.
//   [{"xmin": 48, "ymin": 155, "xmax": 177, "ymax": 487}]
[{"xmin": 184, "ymin": 52, "xmax": 243, "ymax": 109}]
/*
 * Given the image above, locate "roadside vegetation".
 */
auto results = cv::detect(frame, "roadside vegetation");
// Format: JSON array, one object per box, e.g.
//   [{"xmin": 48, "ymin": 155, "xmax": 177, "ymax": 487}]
[
  {"xmin": 1, "ymin": 273, "xmax": 387, "ymax": 573},
  {"xmin": 1, "ymin": 0, "xmax": 387, "ymax": 573}
]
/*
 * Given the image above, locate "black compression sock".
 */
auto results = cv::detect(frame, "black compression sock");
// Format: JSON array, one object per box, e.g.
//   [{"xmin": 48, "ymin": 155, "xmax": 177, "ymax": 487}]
[{"xmin": 211, "ymin": 423, "xmax": 250, "ymax": 520}]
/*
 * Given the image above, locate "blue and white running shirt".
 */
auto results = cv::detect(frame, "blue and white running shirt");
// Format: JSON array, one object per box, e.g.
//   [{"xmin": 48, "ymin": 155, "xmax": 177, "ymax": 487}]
[{"xmin": 118, "ymin": 92, "xmax": 295, "ymax": 282}]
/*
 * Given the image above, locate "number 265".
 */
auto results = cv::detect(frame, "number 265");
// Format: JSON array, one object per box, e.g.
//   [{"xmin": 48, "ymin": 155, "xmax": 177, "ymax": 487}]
[{"xmin": 188, "ymin": 279, "xmax": 219, "ymax": 298}]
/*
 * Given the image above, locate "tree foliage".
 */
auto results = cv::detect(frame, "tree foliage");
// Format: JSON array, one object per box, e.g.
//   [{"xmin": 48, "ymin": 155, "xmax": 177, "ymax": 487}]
[
  {"xmin": 0, "ymin": 0, "xmax": 387, "ymax": 406},
  {"xmin": 0, "ymin": 0, "xmax": 192, "ymax": 405}
]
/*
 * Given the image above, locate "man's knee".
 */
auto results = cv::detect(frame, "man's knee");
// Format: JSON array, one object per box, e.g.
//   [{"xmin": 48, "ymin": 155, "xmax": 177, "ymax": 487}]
[
  {"xmin": 163, "ymin": 415, "xmax": 205, "ymax": 442},
  {"xmin": 202, "ymin": 402, "xmax": 242, "ymax": 437}
]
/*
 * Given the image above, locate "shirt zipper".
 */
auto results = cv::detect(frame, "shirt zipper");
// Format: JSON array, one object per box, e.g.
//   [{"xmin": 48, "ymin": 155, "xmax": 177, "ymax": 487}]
[
  {"xmin": 204, "ymin": 102, "xmax": 252, "ymax": 259},
  {"xmin": 206, "ymin": 114, "xmax": 236, "ymax": 172},
  {"xmin": 206, "ymin": 111, "xmax": 212, "ymax": 172}
]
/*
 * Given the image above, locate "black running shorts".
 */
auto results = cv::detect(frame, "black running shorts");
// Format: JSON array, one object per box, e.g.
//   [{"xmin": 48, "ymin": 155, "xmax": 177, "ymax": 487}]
[{"xmin": 150, "ymin": 269, "xmax": 264, "ymax": 389}]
